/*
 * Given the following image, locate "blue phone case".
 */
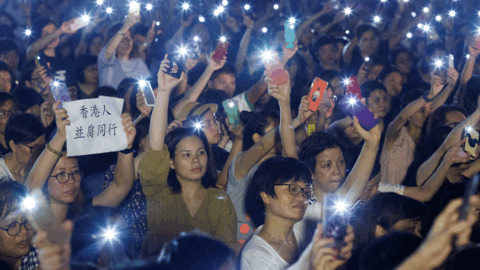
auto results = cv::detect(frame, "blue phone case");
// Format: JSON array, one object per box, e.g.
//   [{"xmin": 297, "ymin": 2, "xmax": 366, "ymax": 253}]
[
  {"xmin": 284, "ymin": 22, "xmax": 295, "ymax": 49},
  {"xmin": 338, "ymin": 93, "xmax": 379, "ymax": 131},
  {"xmin": 222, "ymin": 100, "xmax": 239, "ymax": 127}
]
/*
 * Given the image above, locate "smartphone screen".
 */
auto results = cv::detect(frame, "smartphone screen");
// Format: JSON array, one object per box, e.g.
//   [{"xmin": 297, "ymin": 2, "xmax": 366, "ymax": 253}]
[
  {"xmin": 51, "ymin": 81, "xmax": 71, "ymax": 109},
  {"xmin": 465, "ymin": 128, "xmax": 479, "ymax": 158},
  {"xmin": 36, "ymin": 54, "xmax": 53, "ymax": 78},
  {"xmin": 140, "ymin": 81, "xmax": 156, "ymax": 107},
  {"xmin": 449, "ymin": 54, "xmax": 454, "ymax": 69},
  {"xmin": 223, "ymin": 100, "xmax": 240, "ymax": 126},
  {"xmin": 164, "ymin": 49, "xmax": 186, "ymax": 79},
  {"xmin": 212, "ymin": 42, "xmax": 229, "ymax": 62},
  {"xmin": 346, "ymin": 76, "xmax": 362, "ymax": 99},
  {"xmin": 338, "ymin": 93, "xmax": 379, "ymax": 131},
  {"xmin": 284, "ymin": 22, "xmax": 295, "ymax": 49},
  {"xmin": 322, "ymin": 194, "xmax": 350, "ymax": 250},
  {"xmin": 308, "ymin": 78, "xmax": 329, "ymax": 111},
  {"xmin": 264, "ymin": 53, "xmax": 289, "ymax": 86}
]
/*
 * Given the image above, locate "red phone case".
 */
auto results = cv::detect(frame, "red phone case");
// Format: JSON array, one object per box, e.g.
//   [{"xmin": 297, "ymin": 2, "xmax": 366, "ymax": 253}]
[
  {"xmin": 346, "ymin": 76, "xmax": 362, "ymax": 99},
  {"xmin": 307, "ymin": 78, "xmax": 329, "ymax": 111},
  {"xmin": 212, "ymin": 42, "xmax": 229, "ymax": 62}
]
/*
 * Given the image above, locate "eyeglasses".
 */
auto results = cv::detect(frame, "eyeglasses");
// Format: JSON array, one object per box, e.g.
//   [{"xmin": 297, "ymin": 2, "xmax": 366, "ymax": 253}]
[
  {"xmin": 0, "ymin": 109, "xmax": 18, "ymax": 119},
  {"xmin": 0, "ymin": 221, "xmax": 34, "ymax": 236},
  {"xmin": 49, "ymin": 171, "xmax": 83, "ymax": 184},
  {"xmin": 275, "ymin": 184, "xmax": 312, "ymax": 199}
]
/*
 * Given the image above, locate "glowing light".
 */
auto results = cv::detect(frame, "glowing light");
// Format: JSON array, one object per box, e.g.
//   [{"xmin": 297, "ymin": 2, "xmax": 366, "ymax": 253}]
[
  {"xmin": 381, "ymin": 0, "xmax": 387, "ymax": 3},
  {"xmin": 342, "ymin": 77, "xmax": 352, "ymax": 86},
  {"xmin": 227, "ymin": 101, "xmax": 235, "ymax": 109},
  {"xmin": 373, "ymin": 15, "xmax": 381, "ymax": 24},
  {"xmin": 155, "ymin": 21, "xmax": 160, "ymax": 26},
  {"xmin": 129, "ymin": 1, "xmax": 141, "ymax": 12},
  {"xmin": 467, "ymin": 54, "xmax": 471, "ymax": 60},
  {"xmin": 138, "ymin": 79, "xmax": 148, "ymax": 88},
  {"xmin": 243, "ymin": 4, "xmax": 251, "ymax": 10},
  {"xmin": 448, "ymin": 10, "xmax": 456, "ymax": 18},
  {"xmin": 406, "ymin": 32, "xmax": 412, "ymax": 39},
  {"xmin": 274, "ymin": 4, "xmax": 279, "ymax": 10},
  {"xmin": 105, "ymin": 7, "xmax": 113, "ymax": 14},
  {"xmin": 222, "ymin": 0, "xmax": 228, "ymax": 6},
  {"xmin": 423, "ymin": 7, "xmax": 429, "ymax": 13},
  {"xmin": 24, "ymin": 28, "xmax": 32, "ymax": 37},
  {"xmin": 193, "ymin": 35, "xmax": 200, "ymax": 42},
  {"xmin": 288, "ymin": 17, "xmax": 296, "ymax": 24},
  {"xmin": 418, "ymin": 23, "xmax": 424, "ymax": 29},
  {"xmin": 219, "ymin": 36, "xmax": 227, "ymax": 43},
  {"xmin": 262, "ymin": 27, "xmax": 268, "ymax": 33},
  {"xmin": 478, "ymin": 11, "xmax": 480, "ymax": 17},
  {"xmin": 344, "ymin": 7, "xmax": 352, "ymax": 16},
  {"xmin": 260, "ymin": 49, "xmax": 274, "ymax": 62},
  {"xmin": 80, "ymin": 13, "xmax": 92, "ymax": 24},
  {"xmin": 347, "ymin": 97, "xmax": 357, "ymax": 106},
  {"xmin": 435, "ymin": 15, "xmax": 442, "ymax": 22},
  {"xmin": 181, "ymin": 2, "xmax": 190, "ymax": 10},
  {"xmin": 146, "ymin": 3, "xmax": 153, "ymax": 11},
  {"xmin": 433, "ymin": 58, "xmax": 444, "ymax": 69},
  {"xmin": 102, "ymin": 228, "xmax": 118, "ymax": 241},
  {"xmin": 96, "ymin": 0, "xmax": 104, "ymax": 5},
  {"xmin": 176, "ymin": 45, "xmax": 189, "ymax": 57},
  {"xmin": 194, "ymin": 122, "xmax": 203, "ymax": 129},
  {"xmin": 364, "ymin": 56, "xmax": 370, "ymax": 62},
  {"xmin": 52, "ymin": 81, "xmax": 60, "ymax": 88},
  {"xmin": 21, "ymin": 196, "xmax": 37, "ymax": 211},
  {"xmin": 403, "ymin": 0, "xmax": 409, "ymax": 2},
  {"xmin": 466, "ymin": 126, "xmax": 473, "ymax": 133},
  {"xmin": 199, "ymin": 15, "xmax": 205, "ymax": 22},
  {"xmin": 333, "ymin": 199, "xmax": 350, "ymax": 214},
  {"xmin": 422, "ymin": 24, "xmax": 431, "ymax": 33},
  {"xmin": 345, "ymin": 30, "xmax": 350, "ymax": 34},
  {"xmin": 411, "ymin": 12, "xmax": 416, "ymax": 18}
]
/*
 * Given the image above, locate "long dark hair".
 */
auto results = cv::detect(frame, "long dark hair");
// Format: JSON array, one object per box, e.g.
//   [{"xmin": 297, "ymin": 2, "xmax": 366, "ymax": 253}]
[
  {"xmin": 239, "ymin": 110, "xmax": 279, "ymax": 151},
  {"xmin": 165, "ymin": 127, "xmax": 217, "ymax": 194}
]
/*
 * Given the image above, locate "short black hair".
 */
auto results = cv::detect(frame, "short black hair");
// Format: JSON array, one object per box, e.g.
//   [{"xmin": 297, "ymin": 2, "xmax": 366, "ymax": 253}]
[
  {"xmin": 361, "ymin": 81, "xmax": 387, "ymax": 102},
  {"xmin": 0, "ymin": 92, "xmax": 16, "ymax": 107},
  {"xmin": 96, "ymin": 86, "xmax": 117, "ymax": 98},
  {"xmin": 389, "ymin": 48, "xmax": 411, "ymax": 66},
  {"xmin": 239, "ymin": 110, "xmax": 279, "ymax": 151},
  {"xmin": 245, "ymin": 157, "xmax": 312, "ymax": 227},
  {"xmin": 319, "ymin": 70, "xmax": 342, "ymax": 82},
  {"xmin": 377, "ymin": 66, "xmax": 403, "ymax": 82},
  {"xmin": 117, "ymin": 78, "xmax": 137, "ymax": 99},
  {"xmin": 0, "ymin": 179, "xmax": 27, "ymax": 221},
  {"xmin": 298, "ymin": 131, "xmax": 347, "ymax": 172},
  {"xmin": 210, "ymin": 63, "xmax": 236, "ymax": 82},
  {"xmin": 313, "ymin": 35, "xmax": 337, "ymax": 55},
  {"xmin": 356, "ymin": 24, "xmax": 379, "ymax": 40},
  {"xmin": 5, "ymin": 113, "xmax": 45, "ymax": 151},
  {"xmin": 12, "ymin": 87, "xmax": 44, "ymax": 112},
  {"xmin": 359, "ymin": 231, "xmax": 422, "ymax": 270},
  {"xmin": 132, "ymin": 117, "xmax": 150, "ymax": 156},
  {"xmin": 0, "ymin": 39, "xmax": 19, "ymax": 58},
  {"xmin": 74, "ymin": 55, "xmax": 98, "ymax": 84}
]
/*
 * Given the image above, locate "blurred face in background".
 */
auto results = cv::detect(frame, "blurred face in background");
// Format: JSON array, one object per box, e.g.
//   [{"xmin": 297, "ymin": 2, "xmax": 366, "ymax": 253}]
[
  {"xmin": 89, "ymin": 37, "xmax": 103, "ymax": 56},
  {"xmin": 0, "ymin": 51, "xmax": 20, "ymax": 72},
  {"xmin": 394, "ymin": 52, "xmax": 413, "ymax": 76},
  {"xmin": 83, "ymin": 64, "xmax": 99, "ymax": 85},
  {"xmin": 0, "ymin": 71, "xmax": 11, "ymax": 93},
  {"xmin": 358, "ymin": 30, "xmax": 379, "ymax": 56},
  {"xmin": 382, "ymin": 71, "xmax": 403, "ymax": 97},
  {"xmin": 209, "ymin": 73, "xmax": 236, "ymax": 97},
  {"xmin": 42, "ymin": 23, "xmax": 59, "ymax": 49}
]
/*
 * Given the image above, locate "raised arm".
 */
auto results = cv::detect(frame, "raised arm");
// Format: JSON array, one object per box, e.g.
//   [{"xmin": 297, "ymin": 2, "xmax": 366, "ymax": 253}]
[
  {"xmin": 431, "ymin": 68, "xmax": 459, "ymax": 111},
  {"xmin": 244, "ymin": 75, "xmax": 268, "ymax": 105},
  {"xmin": 454, "ymin": 40, "xmax": 479, "ymax": 106},
  {"xmin": 235, "ymin": 14, "xmax": 254, "ymax": 74},
  {"xmin": 150, "ymin": 55, "xmax": 185, "ymax": 151},
  {"xmin": 336, "ymin": 117, "xmax": 381, "ymax": 203},
  {"xmin": 104, "ymin": 13, "xmax": 140, "ymax": 61},
  {"xmin": 26, "ymin": 20, "xmax": 73, "ymax": 61},
  {"xmin": 295, "ymin": 3, "xmax": 332, "ymax": 38},
  {"xmin": 92, "ymin": 114, "xmax": 136, "ymax": 207},
  {"xmin": 171, "ymin": 53, "xmax": 226, "ymax": 118},
  {"xmin": 165, "ymin": 16, "xmax": 191, "ymax": 52},
  {"xmin": 25, "ymin": 102, "xmax": 69, "ymax": 190},
  {"xmin": 217, "ymin": 121, "xmax": 243, "ymax": 190},
  {"xmin": 342, "ymin": 37, "xmax": 358, "ymax": 65}
]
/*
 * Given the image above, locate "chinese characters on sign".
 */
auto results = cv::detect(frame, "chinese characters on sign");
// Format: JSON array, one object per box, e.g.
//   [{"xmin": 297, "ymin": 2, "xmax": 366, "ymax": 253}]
[{"xmin": 64, "ymin": 97, "xmax": 127, "ymax": 156}]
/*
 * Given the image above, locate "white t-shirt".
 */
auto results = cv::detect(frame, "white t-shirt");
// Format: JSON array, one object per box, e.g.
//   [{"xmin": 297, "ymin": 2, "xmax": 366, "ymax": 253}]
[
  {"xmin": 0, "ymin": 158, "xmax": 14, "ymax": 181},
  {"xmin": 241, "ymin": 225, "xmax": 302, "ymax": 270},
  {"xmin": 294, "ymin": 193, "xmax": 322, "ymax": 254}
]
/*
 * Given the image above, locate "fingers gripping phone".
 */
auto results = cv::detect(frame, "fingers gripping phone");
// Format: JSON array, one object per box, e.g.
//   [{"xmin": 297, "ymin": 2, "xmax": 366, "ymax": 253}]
[
  {"xmin": 223, "ymin": 100, "xmax": 240, "ymax": 127},
  {"xmin": 212, "ymin": 41, "xmax": 229, "ymax": 63},
  {"xmin": 140, "ymin": 81, "xmax": 156, "ymax": 107},
  {"xmin": 284, "ymin": 22, "xmax": 296, "ymax": 49},
  {"xmin": 164, "ymin": 49, "xmax": 187, "ymax": 79},
  {"xmin": 307, "ymin": 78, "xmax": 329, "ymax": 111},
  {"xmin": 264, "ymin": 53, "xmax": 289, "ymax": 86},
  {"xmin": 35, "ymin": 54, "xmax": 53, "ymax": 78},
  {"xmin": 464, "ymin": 127, "xmax": 479, "ymax": 158},
  {"xmin": 339, "ymin": 93, "xmax": 379, "ymax": 131},
  {"xmin": 322, "ymin": 194, "xmax": 350, "ymax": 251},
  {"xmin": 50, "ymin": 81, "xmax": 71, "ymax": 109}
]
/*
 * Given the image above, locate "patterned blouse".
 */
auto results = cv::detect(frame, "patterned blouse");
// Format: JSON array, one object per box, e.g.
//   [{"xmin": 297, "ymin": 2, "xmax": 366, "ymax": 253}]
[
  {"xmin": 103, "ymin": 165, "xmax": 147, "ymax": 257},
  {"xmin": 20, "ymin": 248, "xmax": 38, "ymax": 270}
]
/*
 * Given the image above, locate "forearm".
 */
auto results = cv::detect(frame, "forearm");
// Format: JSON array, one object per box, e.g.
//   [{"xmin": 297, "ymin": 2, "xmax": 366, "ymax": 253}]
[
  {"xmin": 133, "ymin": 114, "xmax": 147, "ymax": 126},
  {"xmin": 431, "ymin": 84, "xmax": 454, "ymax": 111},
  {"xmin": 246, "ymin": 75, "xmax": 268, "ymax": 104},
  {"xmin": 295, "ymin": 10, "xmax": 326, "ymax": 37},
  {"xmin": 389, "ymin": 97, "xmax": 427, "ymax": 137},
  {"xmin": 343, "ymin": 39, "xmax": 357, "ymax": 64},
  {"xmin": 172, "ymin": 67, "xmax": 213, "ymax": 118},
  {"xmin": 165, "ymin": 25, "xmax": 186, "ymax": 51},
  {"xmin": 315, "ymin": 114, "xmax": 326, "ymax": 132},
  {"xmin": 460, "ymin": 54, "xmax": 476, "ymax": 87},
  {"xmin": 217, "ymin": 138, "xmax": 242, "ymax": 190},
  {"xmin": 407, "ymin": 160, "xmax": 450, "ymax": 201},
  {"xmin": 25, "ymin": 135, "xmax": 64, "ymax": 190},
  {"xmin": 279, "ymin": 100, "xmax": 297, "ymax": 158},
  {"xmin": 26, "ymin": 31, "xmax": 62, "ymax": 60},
  {"xmin": 396, "ymin": 253, "xmax": 431, "ymax": 270},
  {"xmin": 105, "ymin": 24, "xmax": 131, "ymax": 60},
  {"xmin": 235, "ymin": 28, "xmax": 252, "ymax": 74},
  {"xmin": 173, "ymin": 73, "xmax": 189, "ymax": 97},
  {"xmin": 149, "ymin": 91, "xmax": 170, "ymax": 151}
]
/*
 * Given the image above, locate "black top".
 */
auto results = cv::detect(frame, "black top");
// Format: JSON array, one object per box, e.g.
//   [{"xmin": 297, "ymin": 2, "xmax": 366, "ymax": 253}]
[
  {"xmin": 347, "ymin": 40, "xmax": 390, "ymax": 76},
  {"xmin": 211, "ymin": 144, "xmax": 229, "ymax": 171},
  {"xmin": 0, "ymin": 144, "xmax": 10, "ymax": 158}
]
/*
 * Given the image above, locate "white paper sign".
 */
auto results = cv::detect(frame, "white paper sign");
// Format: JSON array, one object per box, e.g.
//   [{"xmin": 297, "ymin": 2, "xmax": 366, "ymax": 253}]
[{"xmin": 64, "ymin": 98, "xmax": 127, "ymax": 156}]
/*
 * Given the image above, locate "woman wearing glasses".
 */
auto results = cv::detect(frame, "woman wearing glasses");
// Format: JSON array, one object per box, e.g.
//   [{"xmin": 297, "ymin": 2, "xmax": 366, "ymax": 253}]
[
  {"xmin": 242, "ymin": 157, "xmax": 312, "ymax": 270},
  {"xmin": 25, "ymin": 101, "xmax": 137, "ymax": 222},
  {"xmin": 0, "ymin": 180, "xmax": 38, "ymax": 270},
  {"xmin": 0, "ymin": 93, "xmax": 18, "ymax": 157},
  {"xmin": 0, "ymin": 114, "xmax": 45, "ymax": 183}
]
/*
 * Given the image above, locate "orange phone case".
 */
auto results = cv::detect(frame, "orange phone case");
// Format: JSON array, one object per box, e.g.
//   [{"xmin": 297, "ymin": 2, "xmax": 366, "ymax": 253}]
[{"xmin": 307, "ymin": 78, "xmax": 329, "ymax": 111}]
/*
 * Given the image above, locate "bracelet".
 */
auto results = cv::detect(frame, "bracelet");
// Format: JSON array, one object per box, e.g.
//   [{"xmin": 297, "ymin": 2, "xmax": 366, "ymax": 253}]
[
  {"xmin": 120, "ymin": 147, "xmax": 133, "ymax": 154},
  {"xmin": 117, "ymin": 30, "xmax": 125, "ymax": 36},
  {"xmin": 422, "ymin": 92, "xmax": 433, "ymax": 103},
  {"xmin": 46, "ymin": 143, "xmax": 62, "ymax": 156}
]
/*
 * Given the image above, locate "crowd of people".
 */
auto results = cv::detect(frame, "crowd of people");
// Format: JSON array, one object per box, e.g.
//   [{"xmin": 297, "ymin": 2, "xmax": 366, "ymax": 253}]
[{"xmin": 1, "ymin": 0, "xmax": 480, "ymax": 269}]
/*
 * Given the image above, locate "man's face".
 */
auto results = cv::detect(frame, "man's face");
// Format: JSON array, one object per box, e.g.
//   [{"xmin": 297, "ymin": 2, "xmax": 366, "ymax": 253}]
[
  {"xmin": 317, "ymin": 43, "xmax": 338, "ymax": 67},
  {"xmin": 0, "ymin": 51, "xmax": 19, "ymax": 72},
  {"xmin": 210, "ymin": 73, "xmax": 236, "ymax": 97}
]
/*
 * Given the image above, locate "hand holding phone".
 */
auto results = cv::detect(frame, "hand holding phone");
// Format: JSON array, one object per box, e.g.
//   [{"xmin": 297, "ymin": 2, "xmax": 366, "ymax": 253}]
[
  {"xmin": 212, "ymin": 41, "xmax": 229, "ymax": 63},
  {"xmin": 307, "ymin": 78, "xmax": 329, "ymax": 111},
  {"xmin": 464, "ymin": 127, "xmax": 479, "ymax": 158},
  {"xmin": 51, "ymin": 81, "xmax": 71, "ymax": 109},
  {"xmin": 263, "ymin": 51, "xmax": 289, "ymax": 86},
  {"xmin": 164, "ymin": 48, "xmax": 187, "ymax": 79},
  {"xmin": 139, "ymin": 81, "xmax": 156, "ymax": 107},
  {"xmin": 35, "ymin": 54, "xmax": 53, "ymax": 78},
  {"xmin": 338, "ymin": 93, "xmax": 379, "ymax": 130},
  {"xmin": 284, "ymin": 22, "xmax": 296, "ymax": 49},
  {"xmin": 322, "ymin": 194, "xmax": 350, "ymax": 250},
  {"xmin": 449, "ymin": 54, "xmax": 454, "ymax": 69},
  {"xmin": 223, "ymin": 100, "xmax": 240, "ymax": 127}
]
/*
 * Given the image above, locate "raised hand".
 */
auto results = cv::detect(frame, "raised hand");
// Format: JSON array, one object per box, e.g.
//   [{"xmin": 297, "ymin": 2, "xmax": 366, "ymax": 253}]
[
  {"xmin": 444, "ymin": 141, "xmax": 470, "ymax": 165},
  {"xmin": 226, "ymin": 118, "xmax": 243, "ymax": 142},
  {"xmin": 40, "ymin": 101, "xmax": 54, "ymax": 128},
  {"xmin": 243, "ymin": 14, "xmax": 254, "ymax": 30},
  {"xmin": 352, "ymin": 115, "xmax": 381, "ymax": 144},
  {"xmin": 166, "ymin": 120, "xmax": 183, "ymax": 134},
  {"xmin": 446, "ymin": 67, "xmax": 459, "ymax": 86},
  {"xmin": 312, "ymin": 224, "xmax": 354, "ymax": 270},
  {"xmin": 208, "ymin": 51, "xmax": 227, "ymax": 71},
  {"xmin": 356, "ymin": 62, "xmax": 368, "ymax": 85},
  {"xmin": 157, "ymin": 54, "xmax": 185, "ymax": 92},
  {"xmin": 121, "ymin": 113, "xmax": 136, "ymax": 149},
  {"xmin": 124, "ymin": 13, "xmax": 141, "ymax": 29},
  {"xmin": 34, "ymin": 220, "xmax": 73, "ymax": 270},
  {"xmin": 296, "ymin": 95, "xmax": 315, "ymax": 124},
  {"xmin": 136, "ymin": 90, "xmax": 153, "ymax": 116},
  {"xmin": 282, "ymin": 40, "xmax": 298, "ymax": 63},
  {"xmin": 53, "ymin": 101, "xmax": 70, "ymax": 141},
  {"xmin": 429, "ymin": 73, "xmax": 444, "ymax": 96},
  {"xmin": 267, "ymin": 76, "xmax": 291, "ymax": 105}
]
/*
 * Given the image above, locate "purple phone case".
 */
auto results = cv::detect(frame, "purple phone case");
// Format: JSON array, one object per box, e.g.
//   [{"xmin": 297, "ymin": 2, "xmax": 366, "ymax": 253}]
[
  {"xmin": 338, "ymin": 93, "xmax": 379, "ymax": 131},
  {"xmin": 51, "ymin": 81, "xmax": 71, "ymax": 109}
]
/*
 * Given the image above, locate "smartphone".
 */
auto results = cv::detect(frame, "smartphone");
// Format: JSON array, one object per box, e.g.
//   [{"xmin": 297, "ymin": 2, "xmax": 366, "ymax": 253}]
[
  {"xmin": 459, "ymin": 174, "xmax": 480, "ymax": 220},
  {"xmin": 264, "ymin": 53, "xmax": 289, "ymax": 86},
  {"xmin": 449, "ymin": 54, "xmax": 454, "ymax": 69},
  {"xmin": 308, "ymin": 78, "xmax": 329, "ymax": 111},
  {"xmin": 322, "ymin": 194, "xmax": 350, "ymax": 251},
  {"xmin": 51, "ymin": 81, "xmax": 71, "ymax": 109},
  {"xmin": 339, "ymin": 93, "xmax": 380, "ymax": 131},
  {"xmin": 212, "ymin": 41, "xmax": 229, "ymax": 63},
  {"xmin": 465, "ymin": 128, "xmax": 479, "ymax": 158},
  {"xmin": 24, "ymin": 189, "xmax": 69, "ymax": 246},
  {"xmin": 140, "ymin": 81, "xmax": 156, "ymax": 107},
  {"xmin": 346, "ymin": 76, "xmax": 362, "ymax": 99},
  {"xmin": 164, "ymin": 48, "xmax": 187, "ymax": 79},
  {"xmin": 35, "ymin": 54, "xmax": 53, "ymax": 78},
  {"xmin": 70, "ymin": 17, "xmax": 88, "ymax": 32},
  {"xmin": 284, "ymin": 22, "xmax": 295, "ymax": 49},
  {"xmin": 222, "ymin": 100, "xmax": 240, "ymax": 126},
  {"xmin": 129, "ymin": 2, "xmax": 140, "ymax": 16}
]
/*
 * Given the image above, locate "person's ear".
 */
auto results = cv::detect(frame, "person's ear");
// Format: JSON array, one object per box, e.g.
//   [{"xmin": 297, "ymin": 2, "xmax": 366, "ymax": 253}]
[
  {"xmin": 260, "ymin": 192, "xmax": 270, "ymax": 205},
  {"xmin": 169, "ymin": 159, "xmax": 175, "ymax": 170},
  {"xmin": 8, "ymin": 140, "xmax": 17, "ymax": 153},
  {"xmin": 375, "ymin": 225, "xmax": 386, "ymax": 238},
  {"xmin": 252, "ymin": 133, "xmax": 261, "ymax": 143}
]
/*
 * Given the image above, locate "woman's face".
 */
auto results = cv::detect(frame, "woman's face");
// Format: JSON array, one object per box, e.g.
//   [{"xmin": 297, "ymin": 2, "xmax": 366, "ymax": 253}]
[
  {"xmin": 444, "ymin": 111, "xmax": 466, "ymax": 128},
  {"xmin": 383, "ymin": 72, "xmax": 403, "ymax": 97},
  {"xmin": 202, "ymin": 110, "xmax": 221, "ymax": 145},
  {"xmin": 395, "ymin": 52, "xmax": 412, "ymax": 75},
  {"xmin": 0, "ymin": 212, "xmax": 34, "ymax": 261},
  {"xmin": 83, "ymin": 64, "xmax": 99, "ymax": 85},
  {"xmin": 264, "ymin": 179, "xmax": 309, "ymax": 222},
  {"xmin": 89, "ymin": 37, "xmax": 103, "ymax": 56},
  {"xmin": 12, "ymin": 135, "xmax": 45, "ymax": 166},
  {"xmin": 343, "ymin": 122, "xmax": 363, "ymax": 145},
  {"xmin": 323, "ymin": 88, "xmax": 335, "ymax": 119},
  {"xmin": 117, "ymin": 30, "xmax": 133, "ymax": 57},
  {"xmin": 0, "ymin": 71, "xmax": 11, "ymax": 93},
  {"xmin": 170, "ymin": 136, "xmax": 208, "ymax": 182},
  {"xmin": 47, "ymin": 154, "xmax": 81, "ymax": 204},
  {"xmin": 43, "ymin": 23, "xmax": 59, "ymax": 49},
  {"xmin": 409, "ymin": 105, "xmax": 430, "ymax": 128},
  {"xmin": 358, "ymin": 30, "xmax": 379, "ymax": 56},
  {"xmin": 0, "ymin": 100, "xmax": 17, "ymax": 133},
  {"xmin": 0, "ymin": 50, "xmax": 20, "ymax": 72},
  {"xmin": 330, "ymin": 77, "xmax": 344, "ymax": 98},
  {"xmin": 367, "ymin": 89, "xmax": 389, "ymax": 117},
  {"xmin": 313, "ymin": 147, "xmax": 346, "ymax": 193}
]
